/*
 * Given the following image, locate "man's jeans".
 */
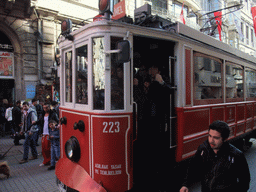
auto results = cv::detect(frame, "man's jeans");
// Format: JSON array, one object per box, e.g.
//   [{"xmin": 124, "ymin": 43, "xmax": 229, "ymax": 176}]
[
  {"xmin": 23, "ymin": 132, "xmax": 38, "ymax": 160},
  {"xmin": 50, "ymin": 141, "xmax": 60, "ymax": 166}
]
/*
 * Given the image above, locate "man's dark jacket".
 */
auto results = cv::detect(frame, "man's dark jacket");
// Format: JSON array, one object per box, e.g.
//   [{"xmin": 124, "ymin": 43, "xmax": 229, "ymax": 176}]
[
  {"xmin": 12, "ymin": 106, "xmax": 22, "ymax": 132},
  {"xmin": 36, "ymin": 110, "xmax": 59, "ymax": 134},
  {"xmin": 183, "ymin": 140, "xmax": 250, "ymax": 192}
]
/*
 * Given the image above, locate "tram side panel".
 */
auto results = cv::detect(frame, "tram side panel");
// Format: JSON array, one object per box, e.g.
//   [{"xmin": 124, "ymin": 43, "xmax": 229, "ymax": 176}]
[
  {"xmin": 91, "ymin": 114, "xmax": 133, "ymax": 192},
  {"xmin": 176, "ymin": 102, "xmax": 256, "ymax": 162},
  {"xmin": 57, "ymin": 109, "xmax": 133, "ymax": 192}
]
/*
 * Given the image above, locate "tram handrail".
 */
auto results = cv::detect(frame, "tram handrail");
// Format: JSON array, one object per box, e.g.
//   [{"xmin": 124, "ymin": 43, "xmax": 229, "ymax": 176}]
[{"xmin": 133, "ymin": 102, "xmax": 138, "ymax": 142}]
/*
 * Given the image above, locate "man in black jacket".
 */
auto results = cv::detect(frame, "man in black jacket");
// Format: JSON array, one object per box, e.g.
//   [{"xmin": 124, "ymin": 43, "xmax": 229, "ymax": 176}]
[
  {"xmin": 12, "ymin": 100, "xmax": 22, "ymax": 145},
  {"xmin": 180, "ymin": 120, "xmax": 250, "ymax": 192}
]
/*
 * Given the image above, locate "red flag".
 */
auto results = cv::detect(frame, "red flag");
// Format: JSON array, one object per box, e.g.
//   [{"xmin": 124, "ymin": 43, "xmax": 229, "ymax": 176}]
[
  {"xmin": 251, "ymin": 6, "xmax": 256, "ymax": 36},
  {"xmin": 180, "ymin": 2, "xmax": 185, "ymax": 24},
  {"xmin": 214, "ymin": 11, "xmax": 222, "ymax": 41}
]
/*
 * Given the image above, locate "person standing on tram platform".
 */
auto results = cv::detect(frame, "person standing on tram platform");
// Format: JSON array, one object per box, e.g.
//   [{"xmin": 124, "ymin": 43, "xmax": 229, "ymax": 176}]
[
  {"xmin": 134, "ymin": 64, "xmax": 173, "ymax": 191},
  {"xmin": 180, "ymin": 120, "xmax": 251, "ymax": 192}
]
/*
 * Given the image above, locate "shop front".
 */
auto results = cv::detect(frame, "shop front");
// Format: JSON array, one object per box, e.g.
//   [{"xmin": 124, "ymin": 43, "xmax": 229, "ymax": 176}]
[{"xmin": 0, "ymin": 31, "xmax": 15, "ymax": 103}]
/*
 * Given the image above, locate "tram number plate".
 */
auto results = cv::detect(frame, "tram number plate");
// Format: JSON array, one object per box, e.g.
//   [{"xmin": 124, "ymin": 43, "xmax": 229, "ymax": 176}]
[{"xmin": 57, "ymin": 180, "xmax": 67, "ymax": 192}]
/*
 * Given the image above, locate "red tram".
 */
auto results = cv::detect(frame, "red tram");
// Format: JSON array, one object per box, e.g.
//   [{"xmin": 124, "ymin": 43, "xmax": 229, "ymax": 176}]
[{"xmin": 56, "ymin": 1, "xmax": 256, "ymax": 192}]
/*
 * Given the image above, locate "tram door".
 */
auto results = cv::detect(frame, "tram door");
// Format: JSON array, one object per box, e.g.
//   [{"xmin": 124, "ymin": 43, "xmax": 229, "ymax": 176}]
[{"xmin": 132, "ymin": 36, "xmax": 175, "ymax": 186}]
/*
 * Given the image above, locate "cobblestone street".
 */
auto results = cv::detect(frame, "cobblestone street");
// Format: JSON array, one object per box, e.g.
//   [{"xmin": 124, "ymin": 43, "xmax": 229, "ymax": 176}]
[{"xmin": 0, "ymin": 136, "xmax": 58, "ymax": 192}]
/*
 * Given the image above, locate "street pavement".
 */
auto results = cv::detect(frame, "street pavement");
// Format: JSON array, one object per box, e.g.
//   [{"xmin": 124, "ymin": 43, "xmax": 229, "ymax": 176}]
[
  {"xmin": 0, "ymin": 136, "xmax": 58, "ymax": 192},
  {"xmin": 1, "ymin": 135, "xmax": 256, "ymax": 192}
]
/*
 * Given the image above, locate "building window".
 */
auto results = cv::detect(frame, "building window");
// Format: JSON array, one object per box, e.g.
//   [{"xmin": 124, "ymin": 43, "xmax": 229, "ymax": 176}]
[
  {"xmin": 251, "ymin": 28, "xmax": 254, "ymax": 47},
  {"xmin": 246, "ymin": 25, "xmax": 249, "ymax": 45},
  {"xmin": 241, "ymin": 22, "xmax": 244, "ymax": 42},
  {"xmin": 151, "ymin": 0, "xmax": 167, "ymax": 9},
  {"xmin": 235, "ymin": 37, "xmax": 239, "ymax": 48},
  {"xmin": 171, "ymin": 1, "xmax": 188, "ymax": 18}
]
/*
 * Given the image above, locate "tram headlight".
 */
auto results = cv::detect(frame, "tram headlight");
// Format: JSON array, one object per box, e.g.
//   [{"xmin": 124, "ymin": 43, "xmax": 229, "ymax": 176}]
[
  {"xmin": 65, "ymin": 136, "xmax": 80, "ymax": 162},
  {"xmin": 99, "ymin": 0, "xmax": 113, "ymax": 15}
]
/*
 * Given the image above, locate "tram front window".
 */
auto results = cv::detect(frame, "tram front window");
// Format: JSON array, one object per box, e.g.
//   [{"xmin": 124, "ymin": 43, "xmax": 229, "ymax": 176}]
[
  {"xmin": 93, "ymin": 37, "xmax": 105, "ymax": 110},
  {"xmin": 65, "ymin": 51, "xmax": 72, "ymax": 102},
  {"xmin": 111, "ymin": 37, "xmax": 124, "ymax": 110},
  {"xmin": 76, "ymin": 45, "xmax": 88, "ymax": 104}
]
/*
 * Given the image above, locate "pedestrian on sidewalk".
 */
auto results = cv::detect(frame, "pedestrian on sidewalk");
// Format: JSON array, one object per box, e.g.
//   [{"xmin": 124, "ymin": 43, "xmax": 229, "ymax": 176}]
[
  {"xmin": 5, "ymin": 101, "xmax": 14, "ymax": 136},
  {"xmin": 32, "ymin": 98, "xmax": 43, "ymax": 146},
  {"xmin": 51, "ymin": 101, "xmax": 59, "ymax": 118},
  {"xmin": 48, "ymin": 120, "xmax": 60, "ymax": 170},
  {"xmin": 37, "ymin": 102, "xmax": 59, "ymax": 167},
  {"xmin": 12, "ymin": 100, "xmax": 23, "ymax": 145},
  {"xmin": 19, "ymin": 102, "xmax": 39, "ymax": 164},
  {"xmin": 0, "ymin": 99, "xmax": 7, "ymax": 137},
  {"xmin": 180, "ymin": 120, "xmax": 251, "ymax": 192}
]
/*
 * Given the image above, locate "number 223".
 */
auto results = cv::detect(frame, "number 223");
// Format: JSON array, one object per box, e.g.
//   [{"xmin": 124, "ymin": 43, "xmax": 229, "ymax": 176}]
[{"xmin": 103, "ymin": 122, "xmax": 120, "ymax": 133}]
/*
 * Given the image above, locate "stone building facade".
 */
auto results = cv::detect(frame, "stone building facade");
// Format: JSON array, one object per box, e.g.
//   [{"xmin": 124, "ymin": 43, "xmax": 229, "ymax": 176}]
[
  {"xmin": 1, "ymin": 0, "xmax": 256, "ymax": 102},
  {"xmin": 0, "ymin": 0, "xmax": 97, "ymax": 102}
]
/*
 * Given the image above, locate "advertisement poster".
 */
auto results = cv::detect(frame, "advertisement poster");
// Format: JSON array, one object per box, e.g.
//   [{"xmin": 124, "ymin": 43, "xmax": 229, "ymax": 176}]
[{"xmin": 0, "ymin": 52, "xmax": 13, "ymax": 77}]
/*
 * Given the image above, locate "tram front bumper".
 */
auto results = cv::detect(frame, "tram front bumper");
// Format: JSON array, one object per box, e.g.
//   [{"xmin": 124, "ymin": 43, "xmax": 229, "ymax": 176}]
[{"xmin": 56, "ymin": 158, "xmax": 107, "ymax": 192}]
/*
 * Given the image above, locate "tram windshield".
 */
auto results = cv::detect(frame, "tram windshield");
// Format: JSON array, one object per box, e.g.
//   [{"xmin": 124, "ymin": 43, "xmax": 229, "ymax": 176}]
[
  {"xmin": 111, "ymin": 37, "xmax": 124, "ymax": 110},
  {"xmin": 93, "ymin": 37, "xmax": 105, "ymax": 110},
  {"xmin": 76, "ymin": 45, "xmax": 88, "ymax": 104},
  {"xmin": 65, "ymin": 51, "xmax": 72, "ymax": 103}
]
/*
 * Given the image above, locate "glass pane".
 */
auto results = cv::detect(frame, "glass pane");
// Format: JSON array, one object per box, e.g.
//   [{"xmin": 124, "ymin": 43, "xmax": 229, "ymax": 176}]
[
  {"xmin": 76, "ymin": 45, "xmax": 88, "ymax": 104},
  {"xmin": 111, "ymin": 37, "xmax": 124, "ymax": 110},
  {"xmin": 65, "ymin": 51, "xmax": 72, "ymax": 102},
  {"xmin": 93, "ymin": 37, "xmax": 105, "ymax": 110},
  {"xmin": 194, "ymin": 55, "xmax": 222, "ymax": 100},
  {"xmin": 226, "ymin": 64, "xmax": 243, "ymax": 99},
  {"xmin": 245, "ymin": 69, "xmax": 256, "ymax": 98}
]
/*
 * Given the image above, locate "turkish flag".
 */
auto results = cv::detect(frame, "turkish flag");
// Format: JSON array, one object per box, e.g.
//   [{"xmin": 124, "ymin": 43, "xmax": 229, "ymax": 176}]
[
  {"xmin": 180, "ymin": 2, "xmax": 185, "ymax": 24},
  {"xmin": 251, "ymin": 6, "xmax": 256, "ymax": 36},
  {"xmin": 214, "ymin": 11, "xmax": 222, "ymax": 41}
]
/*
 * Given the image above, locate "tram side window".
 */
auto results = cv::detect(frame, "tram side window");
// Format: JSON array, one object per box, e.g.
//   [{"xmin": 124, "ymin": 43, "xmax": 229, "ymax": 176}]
[
  {"xmin": 65, "ymin": 51, "xmax": 72, "ymax": 103},
  {"xmin": 226, "ymin": 63, "xmax": 244, "ymax": 100},
  {"xmin": 93, "ymin": 37, "xmax": 105, "ymax": 110},
  {"xmin": 111, "ymin": 37, "xmax": 124, "ymax": 110},
  {"xmin": 245, "ymin": 69, "xmax": 256, "ymax": 98},
  {"xmin": 194, "ymin": 53, "xmax": 222, "ymax": 103},
  {"xmin": 76, "ymin": 45, "xmax": 88, "ymax": 104}
]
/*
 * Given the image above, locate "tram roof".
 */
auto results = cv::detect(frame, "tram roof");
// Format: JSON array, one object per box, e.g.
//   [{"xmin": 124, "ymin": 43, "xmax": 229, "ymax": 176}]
[{"xmin": 60, "ymin": 19, "xmax": 256, "ymax": 65}]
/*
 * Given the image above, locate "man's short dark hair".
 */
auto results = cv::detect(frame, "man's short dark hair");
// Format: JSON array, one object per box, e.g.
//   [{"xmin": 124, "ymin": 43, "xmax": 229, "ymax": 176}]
[
  {"xmin": 32, "ymin": 98, "xmax": 37, "ymax": 103},
  {"xmin": 209, "ymin": 120, "xmax": 230, "ymax": 141},
  {"xmin": 23, "ymin": 101, "xmax": 29, "ymax": 106},
  {"xmin": 51, "ymin": 101, "xmax": 58, "ymax": 106},
  {"xmin": 49, "ymin": 120, "xmax": 57, "ymax": 125},
  {"xmin": 44, "ymin": 102, "xmax": 51, "ymax": 107}
]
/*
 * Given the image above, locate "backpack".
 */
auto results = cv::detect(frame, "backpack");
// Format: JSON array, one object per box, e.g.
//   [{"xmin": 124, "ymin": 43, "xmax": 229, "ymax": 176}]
[{"xmin": 5, "ymin": 107, "xmax": 13, "ymax": 121}]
